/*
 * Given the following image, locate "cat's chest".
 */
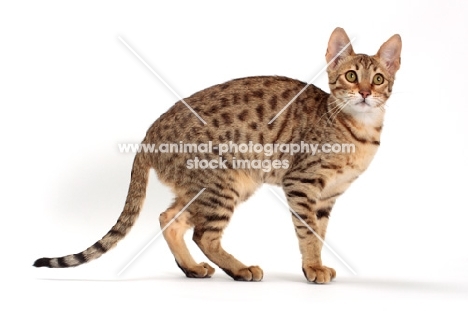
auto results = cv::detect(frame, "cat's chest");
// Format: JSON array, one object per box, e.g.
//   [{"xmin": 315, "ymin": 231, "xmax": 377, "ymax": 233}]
[
  {"xmin": 347, "ymin": 142, "xmax": 378, "ymax": 172},
  {"xmin": 321, "ymin": 143, "xmax": 379, "ymax": 197}
]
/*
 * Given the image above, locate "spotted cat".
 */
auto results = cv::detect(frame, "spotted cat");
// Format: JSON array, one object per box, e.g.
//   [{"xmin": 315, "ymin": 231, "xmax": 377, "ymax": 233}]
[{"xmin": 34, "ymin": 28, "xmax": 401, "ymax": 283}]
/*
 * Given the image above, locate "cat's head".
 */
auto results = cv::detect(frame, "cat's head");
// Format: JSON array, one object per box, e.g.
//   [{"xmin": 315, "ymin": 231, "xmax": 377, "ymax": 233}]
[{"xmin": 325, "ymin": 28, "xmax": 401, "ymax": 122}]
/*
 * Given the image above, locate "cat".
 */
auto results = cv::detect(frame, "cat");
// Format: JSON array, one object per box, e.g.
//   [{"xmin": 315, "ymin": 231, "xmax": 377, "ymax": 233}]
[{"xmin": 33, "ymin": 27, "xmax": 401, "ymax": 284}]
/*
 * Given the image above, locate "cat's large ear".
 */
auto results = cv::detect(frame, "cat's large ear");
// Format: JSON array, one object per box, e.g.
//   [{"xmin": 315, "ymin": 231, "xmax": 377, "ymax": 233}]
[
  {"xmin": 326, "ymin": 27, "xmax": 355, "ymax": 69},
  {"xmin": 376, "ymin": 34, "xmax": 402, "ymax": 76}
]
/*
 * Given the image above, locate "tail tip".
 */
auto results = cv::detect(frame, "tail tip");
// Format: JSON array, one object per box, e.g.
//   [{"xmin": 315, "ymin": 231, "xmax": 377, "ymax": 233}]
[{"xmin": 33, "ymin": 257, "xmax": 51, "ymax": 268}]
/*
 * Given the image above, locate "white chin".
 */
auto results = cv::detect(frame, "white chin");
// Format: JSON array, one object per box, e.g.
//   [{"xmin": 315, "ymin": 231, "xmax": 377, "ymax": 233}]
[
  {"xmin": 344, "ymin": 103, "xmax": 384, "ymax": 125},
  {"xmin": 351, "ymin": 102, "xmax": 374, "ymax": 113}
]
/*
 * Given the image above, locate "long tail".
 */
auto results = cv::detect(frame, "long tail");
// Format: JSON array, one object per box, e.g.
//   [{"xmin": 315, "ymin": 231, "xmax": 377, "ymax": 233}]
[{"xmin": 33, "ymin": 152, "xmax": 150, "ymax": 268}]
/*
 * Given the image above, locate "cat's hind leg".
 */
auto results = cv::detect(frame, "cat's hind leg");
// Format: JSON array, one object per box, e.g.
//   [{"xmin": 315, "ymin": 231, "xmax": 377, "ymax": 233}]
[
  {"xmin": 159, "ymin": 197, "xmax": 215, "ymax": 278},
  {"xmin": 191, "ymin": 176, "xmax": 263, "ymax": 282},
  {"xmin": 192, "ymin": 211, "xmax": 263, "ymax": 282}
]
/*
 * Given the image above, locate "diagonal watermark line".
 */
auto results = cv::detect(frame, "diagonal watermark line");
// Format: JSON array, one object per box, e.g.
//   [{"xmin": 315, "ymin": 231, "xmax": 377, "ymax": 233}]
[
  {"xmin": 268, "ymin": 187, "xmax": 357, "ymax": 275},
  {"xmin": 268, "ymin": 37, "xmax": 356, "ymax": 124},
  {"xmin": 118, "ymin": 36, "xmax": 207, "ymax": 125},
  {"xmin": 117, "ymin": 188, "xmax": 206, "ymax": 276}
]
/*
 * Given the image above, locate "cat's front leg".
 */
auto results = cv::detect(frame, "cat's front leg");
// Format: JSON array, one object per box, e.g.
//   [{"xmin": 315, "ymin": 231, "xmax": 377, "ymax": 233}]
[{"xmin": 282, "ymin": 176, "xmax": 336, "ymax": 284}]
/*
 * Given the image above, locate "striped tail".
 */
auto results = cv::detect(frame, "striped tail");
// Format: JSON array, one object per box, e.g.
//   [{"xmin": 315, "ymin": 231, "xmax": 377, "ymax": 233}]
[{"xmin": 33, "ymin": 152, "xmax": 150, "ymax": 268}]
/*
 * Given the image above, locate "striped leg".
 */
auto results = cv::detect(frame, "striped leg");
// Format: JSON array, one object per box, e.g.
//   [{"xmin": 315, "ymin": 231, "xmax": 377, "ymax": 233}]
[
  {"xmin": 192, "ymin": 224, "xmax": 263, "ymax": 282},
  {"xmin": 192, "ymin": 186, "xmax": 263, "ymax": 282},
  {"xmin": 159, "ymin": 198, "xmax": 215, "ymax": 278},
  {"xmin": 283, "ymin": 176, "xmax": 336, "ymax": 284}
]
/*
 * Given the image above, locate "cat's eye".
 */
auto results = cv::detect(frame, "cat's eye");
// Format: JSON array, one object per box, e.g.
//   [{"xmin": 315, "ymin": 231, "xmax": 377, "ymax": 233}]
[
  {"xmin": 345, "ymin": 71, "xmax": 357, "ymax": 83},
  {"xmin": 373, "ymin": 73, "xmax": 384, "ymax": 85}
]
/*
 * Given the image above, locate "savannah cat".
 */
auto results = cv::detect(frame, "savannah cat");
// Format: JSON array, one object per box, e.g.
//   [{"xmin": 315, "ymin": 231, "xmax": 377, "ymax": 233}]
[{"xmin": 34, "ymin": 28, "xmax": 402, "ymax": 283}]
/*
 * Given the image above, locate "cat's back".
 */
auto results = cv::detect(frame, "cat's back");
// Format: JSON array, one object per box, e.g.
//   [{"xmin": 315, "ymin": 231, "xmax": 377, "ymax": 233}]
[{"xmin": 147, "ymin": 75, "xmax": 328, "ymax": 142}]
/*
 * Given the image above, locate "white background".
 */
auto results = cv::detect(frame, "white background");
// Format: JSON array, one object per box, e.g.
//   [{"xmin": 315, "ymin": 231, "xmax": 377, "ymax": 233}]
[{"xmin": 2, "ymin": 0, "xmax": 468, "ymax": 309}]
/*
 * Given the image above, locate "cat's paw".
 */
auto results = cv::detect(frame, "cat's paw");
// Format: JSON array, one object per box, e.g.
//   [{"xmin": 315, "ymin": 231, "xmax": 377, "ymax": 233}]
[
  {"xmin": 302, "ymin": 265, "xmax": 336, "ymax": 284},
  {"xmin": 177, "ymin": 261, "xmax": 215, "ymax": 278},
  {"xmin": 222, "ymin": 265, "xmax": 263, "ymax": 282}
]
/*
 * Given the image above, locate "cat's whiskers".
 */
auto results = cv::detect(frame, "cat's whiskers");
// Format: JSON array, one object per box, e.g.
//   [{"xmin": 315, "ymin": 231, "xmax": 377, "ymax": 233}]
[
  {"xmin": 378, "ymin": 101, "xmax": 390, "ymax": 109},
  {"xmin": 317, "ymin": 97, "xmax": 349, "ymax": 124},
  {"xmin": 327, "ymin": 97, "xmax": 352, "ymax": 123},
  {"xmin": 329, "ymin": 100, "xmax": 351, "ymax": 123}
]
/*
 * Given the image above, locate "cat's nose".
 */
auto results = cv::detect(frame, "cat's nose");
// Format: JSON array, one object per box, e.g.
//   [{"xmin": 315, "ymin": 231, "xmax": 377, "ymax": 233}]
[{"xmin": 359, "ymin": 90, "xmax": 371, "ymax": 98}]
